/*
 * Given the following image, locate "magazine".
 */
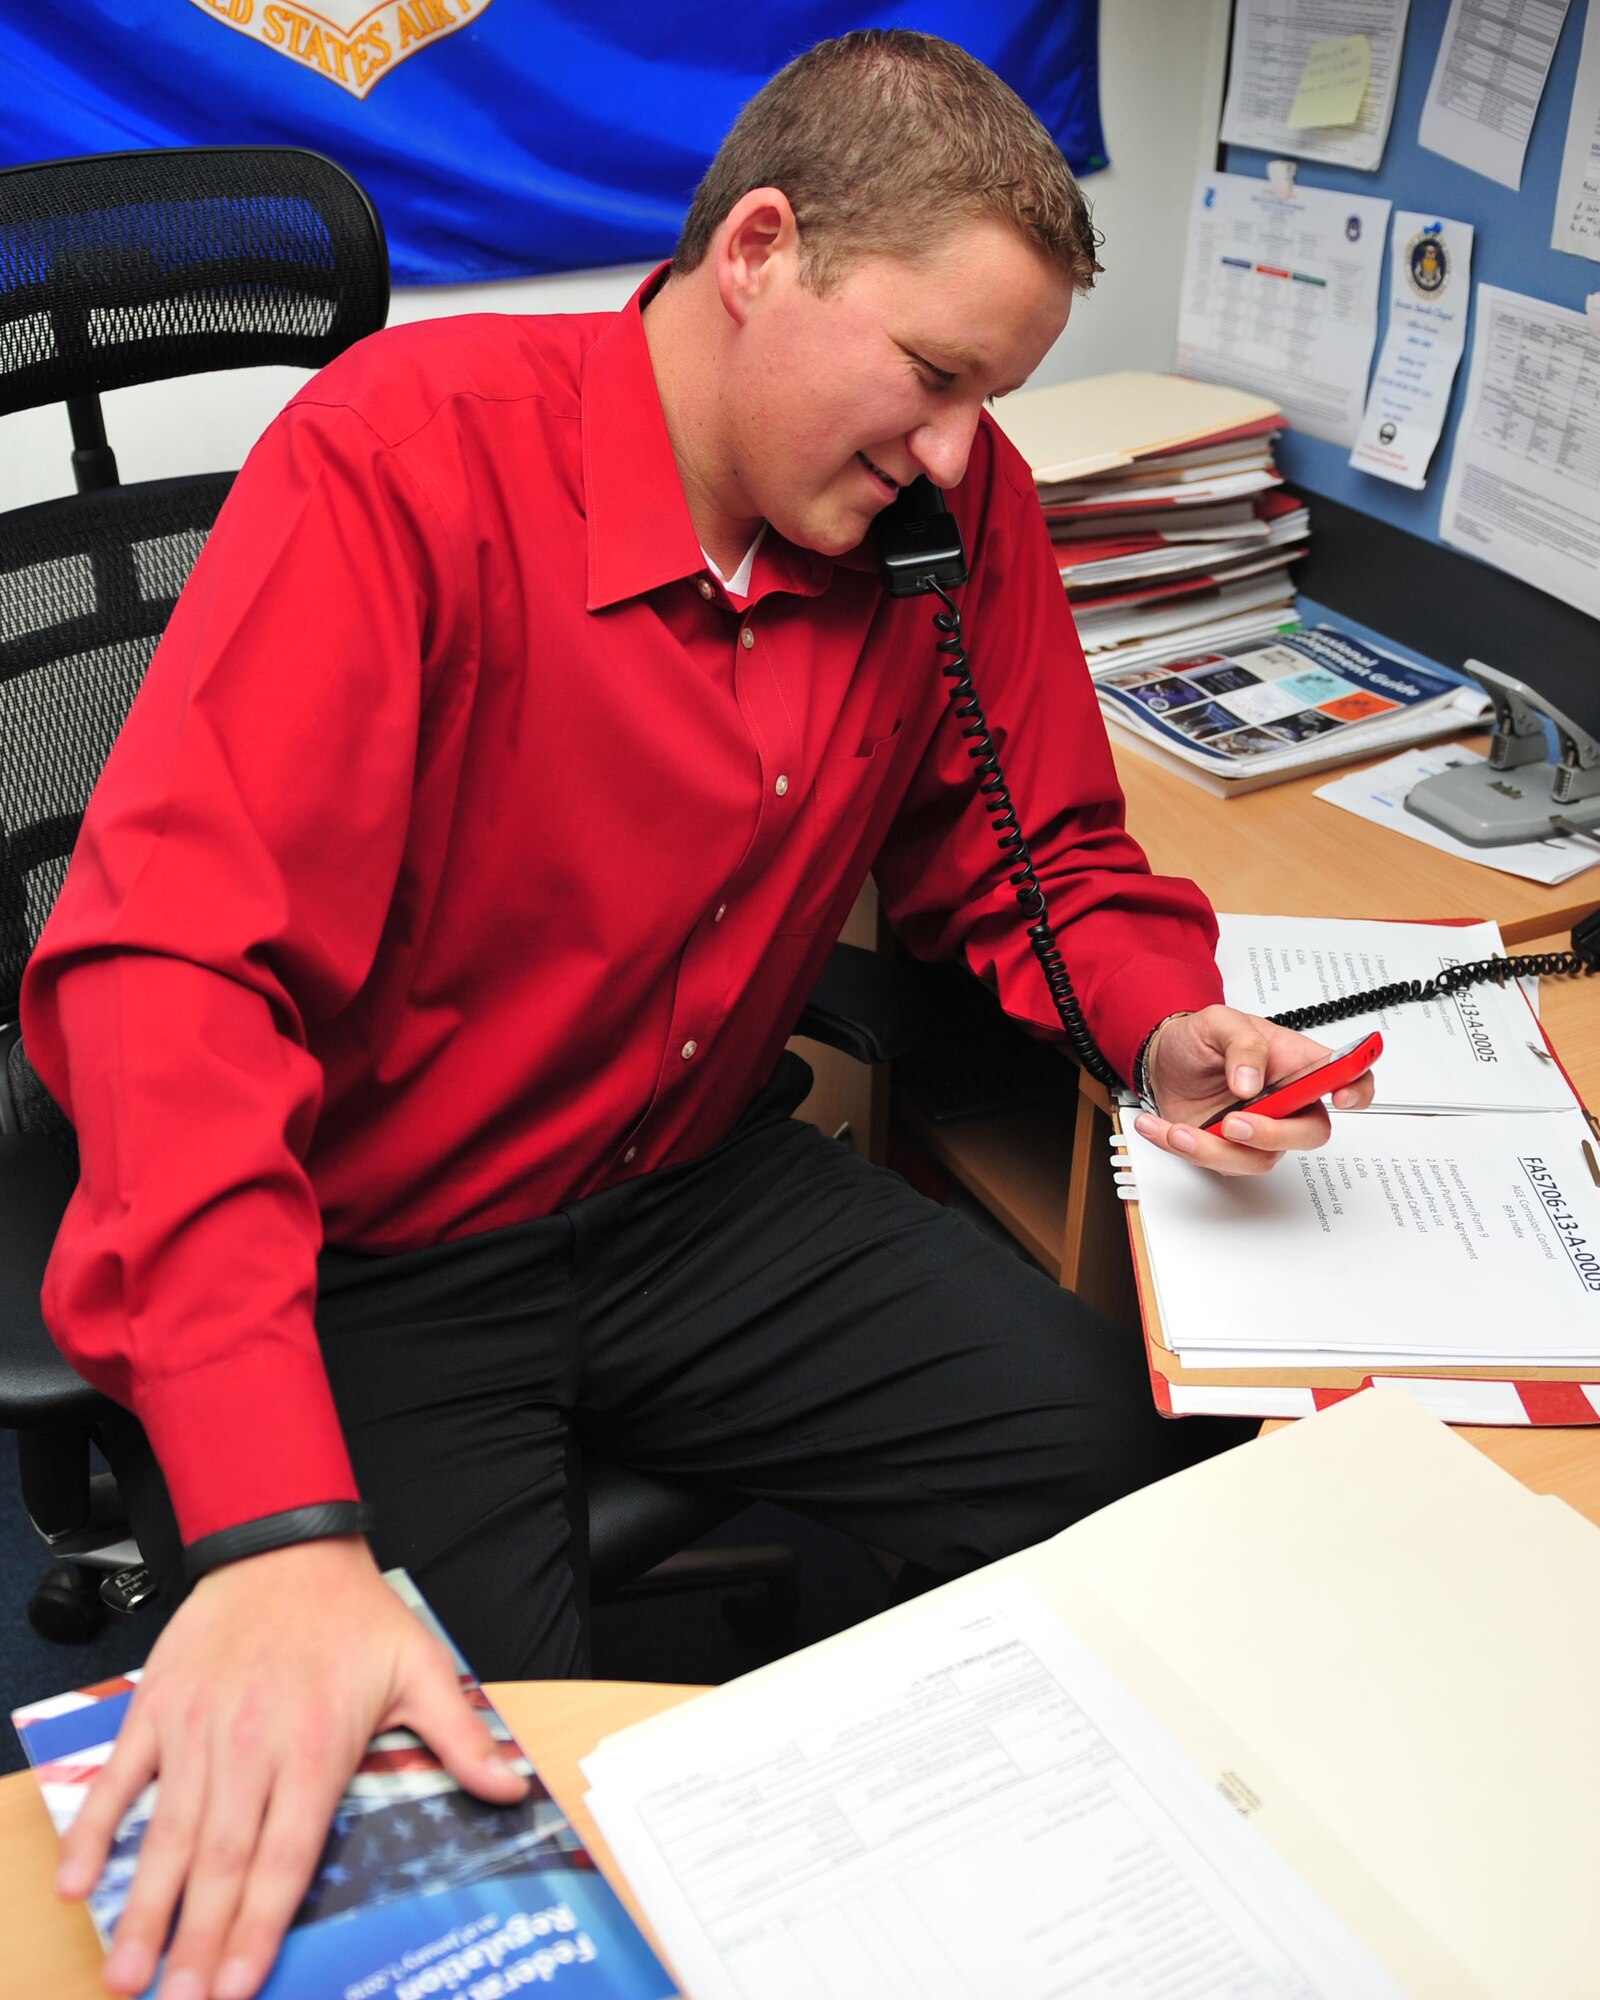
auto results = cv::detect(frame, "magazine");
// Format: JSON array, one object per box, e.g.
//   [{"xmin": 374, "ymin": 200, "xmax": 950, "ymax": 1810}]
[
  {"xmin": 1097, "ymin": 625, "xmax": 1489, "ymax": 796},
  {"xmin": 11, "ymin": 1573, "xmax": 675, "ymax": 2000}
]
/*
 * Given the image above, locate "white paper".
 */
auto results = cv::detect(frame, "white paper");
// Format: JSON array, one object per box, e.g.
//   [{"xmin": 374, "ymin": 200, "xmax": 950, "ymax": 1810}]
[
  {"xmin": 583, "ymin": 1577, "xmax": 1409, "ymax": 2000},
  {"xmin": 1419, "ymin": 0, "xmax": 1572, "ymax": 189},
  {"xmin": 1315, "ymin": 741, "xmax": 1600, "ymax": 883},
  {"xmin": 1214, "ymin": 912, "xmax": 1577, "ymax": 1112},
  {"xmin": 1128, "ymin": 1107, "xmax": 1600, "ymax": 1366},
  {"xmin": 1350, "ymin": 213, "xmax": 1475, "ymax": 486},
  {"xmin": 1439, "ymin": 284, "xmax": 1600, "ymax": 617},
  {"xmin": 1553, "ymin": 0, "xmax": 1600, "ymax": 255},
  {"xmin": 1177, "ymin": 172, "xmax": 1390, "ymax": 446},
  {"xmin": 1221, "ymin": 0, "xmax": 1412, "ymax": 170}
]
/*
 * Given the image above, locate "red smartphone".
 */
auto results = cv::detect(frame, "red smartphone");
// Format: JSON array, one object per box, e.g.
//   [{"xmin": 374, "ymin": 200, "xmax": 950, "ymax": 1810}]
[{"xmin": 1199, "ymin": 1029, "xmax": 1383, "ymax": 1134}]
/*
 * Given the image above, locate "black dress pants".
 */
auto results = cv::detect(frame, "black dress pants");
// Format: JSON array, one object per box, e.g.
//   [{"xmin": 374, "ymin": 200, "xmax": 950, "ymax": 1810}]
[{"xmin": 115, "ymin": 1054, "xmax": 1249, "ymax": 1679}]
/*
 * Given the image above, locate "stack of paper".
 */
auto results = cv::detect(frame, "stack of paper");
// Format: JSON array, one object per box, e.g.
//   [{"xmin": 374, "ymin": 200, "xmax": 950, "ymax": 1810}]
[
  {"xmin": 1121, "ymin": 915, "xmax": 1600, "ymax": 1385},
  {"xmin": 994, "ymin": 372, "xmax": 1307, "ymax": 676}
]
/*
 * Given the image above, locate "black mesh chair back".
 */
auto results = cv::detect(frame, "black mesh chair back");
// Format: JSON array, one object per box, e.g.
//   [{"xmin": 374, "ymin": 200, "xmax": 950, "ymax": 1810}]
[
  {"xmin": 0, "ymin": 148, "xmax": 390, "ymax": 1171},
  {"xmin": 0, "ymin": 473, "xmax": 236, "ymax": 1160},
  {"xmin": 0, "ymin": 147, "xmax": 389, "ymax": 416}
]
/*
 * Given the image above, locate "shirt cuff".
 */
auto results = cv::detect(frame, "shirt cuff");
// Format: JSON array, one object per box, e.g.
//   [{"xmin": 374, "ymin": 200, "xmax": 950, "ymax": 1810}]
[
  {"xmin": 136, "ymin": 1343, "xmax": 360, "ymax": 1547},
  {"xmin": 1088, "ymin": 950, "xmax": 1225, "ymax": 1091}
]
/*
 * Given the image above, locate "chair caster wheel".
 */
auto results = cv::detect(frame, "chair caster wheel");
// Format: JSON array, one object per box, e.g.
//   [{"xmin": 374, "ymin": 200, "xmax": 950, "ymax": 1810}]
[{"xmin": 28, "ymin": 1562, "xmax": 105, "ymax": 1644}]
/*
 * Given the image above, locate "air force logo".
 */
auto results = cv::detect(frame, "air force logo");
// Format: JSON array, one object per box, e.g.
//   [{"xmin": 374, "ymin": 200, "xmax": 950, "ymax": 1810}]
[{"xmin": 189, "ymin": 0, "xmax": 494, "ymax": 99}]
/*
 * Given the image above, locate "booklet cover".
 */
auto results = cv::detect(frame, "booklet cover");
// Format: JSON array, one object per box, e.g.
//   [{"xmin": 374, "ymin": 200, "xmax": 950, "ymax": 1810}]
[
  {"xmin": 1096, "ymin": 625, "xmax": 1485, "ymax": 790},
  {"xmin": 11, "ymin": 1573, "xmax": 675, "ymax": 2000}
]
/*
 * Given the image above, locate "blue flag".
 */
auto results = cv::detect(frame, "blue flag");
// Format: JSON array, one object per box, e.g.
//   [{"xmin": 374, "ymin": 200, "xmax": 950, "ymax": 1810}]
[{"xmin": 0, "ymin": 2, "xmax": 1105, "ymax": 286}]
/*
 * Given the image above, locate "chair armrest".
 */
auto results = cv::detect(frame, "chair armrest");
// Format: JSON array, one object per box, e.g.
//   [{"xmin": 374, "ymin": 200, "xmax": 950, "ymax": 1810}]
[
  {"xmin": 0, "ymin": 1132, "xmax": 108, "ymax": 1428},
  {"xmin": 793, "ymin": 943, "xmax": 935, "ymax": 1066}
]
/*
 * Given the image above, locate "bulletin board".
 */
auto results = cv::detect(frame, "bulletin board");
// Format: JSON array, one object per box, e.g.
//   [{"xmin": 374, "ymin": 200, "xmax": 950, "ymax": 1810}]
[{"xmin": 1219, "ymin": 0, "xmax": 1600, "ymax": 728}]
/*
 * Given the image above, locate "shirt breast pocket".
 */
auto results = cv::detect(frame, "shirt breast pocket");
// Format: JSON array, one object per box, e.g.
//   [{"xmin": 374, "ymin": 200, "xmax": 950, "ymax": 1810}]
[{"xmin": 777, "ymin": 721, "xmax": 904, "ymax": 937}]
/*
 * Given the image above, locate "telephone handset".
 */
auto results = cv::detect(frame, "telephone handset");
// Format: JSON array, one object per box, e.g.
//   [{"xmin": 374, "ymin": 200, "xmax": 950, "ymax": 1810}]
[{"xmin": 875, "ymin": 476, "xmax": 1598, "ymax": 1098}]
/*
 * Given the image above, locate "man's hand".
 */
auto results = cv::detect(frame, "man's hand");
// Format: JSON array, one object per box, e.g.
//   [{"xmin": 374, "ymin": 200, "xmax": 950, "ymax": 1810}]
[
  {"xmin": 1132, "ymin": 1004, "xmax": 1376, "ymax": 1177},
  {"xmin": 56, "ymin": 1536, "xmax": 528, "ymax": 2000}
]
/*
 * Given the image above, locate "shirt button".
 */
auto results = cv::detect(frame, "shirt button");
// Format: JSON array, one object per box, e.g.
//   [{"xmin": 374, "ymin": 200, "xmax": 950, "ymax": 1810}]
[
  {"xmin": 713, "ymin": 903, "xmax": 727, "ymax": 923},
  {"xmin": 681, "ymin": 1039, "xmax": 698, "ymax": 1060},
  {"xmin": 775, "ymin": 774, "xmax": 789, "ymax": 797},
  {"xmin": 740, "ymin": 627, "xmax": 755, "ymax": 649},
  {"xmin": 623, "ymin": 1146, "xmax": 637, "ymax": 1163},
  {"xmin": 698, "ymin": 578, "xmax": 715, "ymax": 600}
]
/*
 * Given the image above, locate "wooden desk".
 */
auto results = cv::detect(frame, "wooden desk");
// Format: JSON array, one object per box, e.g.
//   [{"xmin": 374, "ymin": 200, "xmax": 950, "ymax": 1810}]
[
  {"xmin": 0, "ymin": 1679, "xmax": 705, "ymax": 2000},
  {"xmin": 1118, "ymin": 736, "xmax": 1599, "ymax": 945}
]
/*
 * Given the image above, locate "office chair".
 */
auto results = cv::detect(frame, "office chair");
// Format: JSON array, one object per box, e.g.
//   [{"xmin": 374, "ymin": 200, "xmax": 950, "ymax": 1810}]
[{"xmin": 0, "ymin": 146, "xmax": 919, "ymax": 1647}]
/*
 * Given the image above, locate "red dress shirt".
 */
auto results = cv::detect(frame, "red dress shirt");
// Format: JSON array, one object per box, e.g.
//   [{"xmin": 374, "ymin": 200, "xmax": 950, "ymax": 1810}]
[{"xmin": 21, "ymin": 275, "xmax": 1224, "ymax": 1545}]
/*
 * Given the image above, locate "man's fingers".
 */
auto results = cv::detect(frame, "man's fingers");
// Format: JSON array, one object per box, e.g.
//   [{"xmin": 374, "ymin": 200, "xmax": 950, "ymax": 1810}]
[
  {"xmin": 1331, "ymin": 1068, "xmax": 1377, "ymax": 1111},
  {"xmin": 152, "ymin": 1735, "xmax": 276, "ymax": 2000},
  {"xmin": 1132, "ymin": 1107, "xmax": 1324, "ymax": 1176},
  {"xmin": 57, "ymin": 1718, "xmax": 158, "ymax": 1900},
  {"xmin": 1220, "ymin": 1025, "xmax": 1274, "ymax": 1100},
  {"xmin": 1214, "ymin": 1103, "xmax": 1333, "ymax": 1155},
  {"xmin": 206, "ymin": 1758, "xmax": 356, "ymax": 2000},
  {"xmin": 396, "ymin": 1648, "xmax": 529, "ymax": 1804},
  {"xmin": 99, "ymin": 1738, "xmax": 209, "ymax": 1996}
]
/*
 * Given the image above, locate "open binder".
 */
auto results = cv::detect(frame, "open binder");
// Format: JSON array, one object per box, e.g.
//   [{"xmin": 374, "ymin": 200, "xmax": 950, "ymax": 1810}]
[{"xmin": 1117, "ymin": 914, "xmax": 1600, "ymax": 1427}]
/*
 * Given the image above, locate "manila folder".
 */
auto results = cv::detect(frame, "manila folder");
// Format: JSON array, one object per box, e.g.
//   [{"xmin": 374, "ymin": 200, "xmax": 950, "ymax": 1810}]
[{"xmin": 1033, "ymin": 1390, "xmax": 1600, "ymax": 1998}]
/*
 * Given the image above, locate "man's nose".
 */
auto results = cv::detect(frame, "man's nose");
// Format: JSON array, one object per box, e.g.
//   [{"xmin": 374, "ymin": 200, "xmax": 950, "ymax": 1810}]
[{"xmin": 908, "ymin": 402, "xmax": 984, "ymax": 490}]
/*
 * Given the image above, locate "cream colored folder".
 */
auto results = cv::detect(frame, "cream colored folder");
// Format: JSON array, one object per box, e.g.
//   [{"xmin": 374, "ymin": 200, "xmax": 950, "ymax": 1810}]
[
  {"xmin": 1039, "ymin": 1392, "xmax": 1600, "ymax": 1998},
  {"xmin": 587, "ymin": 1393, "xmax": 1600, "ymax": 1998},
  {"xmin": 992, "ymin": 370, "xmax": 1282, "ymax": 483}
]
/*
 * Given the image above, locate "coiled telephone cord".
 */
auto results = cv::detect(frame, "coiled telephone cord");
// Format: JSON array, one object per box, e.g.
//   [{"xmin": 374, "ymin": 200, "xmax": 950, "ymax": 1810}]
[
  {"xmin": 1270, "ymin": 943, "xmax": 1596, "ymax": 1037},
  {"xmin": 928, "ymin": 583, "xmax": 1122, "ymax": 1090}
]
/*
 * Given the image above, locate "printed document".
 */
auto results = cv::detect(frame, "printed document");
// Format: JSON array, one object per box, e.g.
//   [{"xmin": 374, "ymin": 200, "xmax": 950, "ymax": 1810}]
[
  {"xmin": 584, "ymin": 1575, "xmax": 1407, "ymax": 2000},
  {"xmin": 1177, "ymin": 172, "xmax": 1389, "ymax": 445},
  {"xmin": 1124, "ymin": 1106, "xmax": 1600, "ymax": 1369},
  {"xmin": 1221, "ymin": 0, "xmax": 1410, "ymax": 170},
  {"xmin": 1316, "ymin": 742, "xmax": 1600, "ymax": 884},
  {"xmin": 1213, "ymin": 912, "xmax": 1577, "ymax": 1111},
  {"xmin": 1419, "ymin": 0, "xmax": 1572, "ymax": 189},
  {"xmin": 1553, "ymin": 0, "xmax": 1600, "ymax": 256},
  {"xmin": 1350, "ymin": 212, "xmax": 1474, "ymax": 486},
  {"xmin": 1439, "ymin": 284, "xmax": 1600, "ymax": 618}
]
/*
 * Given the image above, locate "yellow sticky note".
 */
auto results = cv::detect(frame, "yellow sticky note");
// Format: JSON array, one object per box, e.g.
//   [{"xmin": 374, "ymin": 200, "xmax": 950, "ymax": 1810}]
[{"xmin": 1286, "ymin": 34, "xmax": 1370, "ymax": 129}]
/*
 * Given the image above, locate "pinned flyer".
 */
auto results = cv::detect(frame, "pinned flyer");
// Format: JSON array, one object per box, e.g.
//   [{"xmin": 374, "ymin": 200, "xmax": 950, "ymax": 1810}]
[{"xmin": 1350, "ymin": 213, "xmax": 1473, "ymax": 489}]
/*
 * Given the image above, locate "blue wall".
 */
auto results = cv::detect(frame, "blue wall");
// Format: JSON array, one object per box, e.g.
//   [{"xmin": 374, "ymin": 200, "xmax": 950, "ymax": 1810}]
[{"xmin": 1224, "ymin": 0, "xmax": 1595, "ymax": 550}]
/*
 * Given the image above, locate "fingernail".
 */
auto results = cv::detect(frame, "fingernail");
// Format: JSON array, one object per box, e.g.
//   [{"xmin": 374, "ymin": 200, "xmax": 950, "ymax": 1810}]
[
  {"xmin": 55, "ymin": 1856, "xmax": 93, "ymax": 1897},
  {"xmin": 1222, "ymin": 1116, "xmax": 1253, "ymax": 1143},
  {"xmin": 1234, "ymin": 1067, "xmax": 1261, "ymax": 1096},
  {"xmin": 158, "ymin": 1971, "xmax": 206, "ymax": 2000},
  {"xmin": 1133, "ymin": 1114, "xmax": 1157, "ymax": 1138},
  {"xmin": 1333, "ymin": 1088, "xmax": 1357, "ymax": 1108},
  {"xmin": 1169, "ymin": 1126, "xmax": 1197, "ymax": 1154},
  {"xmin": 104, "ymin": 1943, "xmax": 153, "ymax": 1992},
  {"xmin": 214, "ymin": 1957, "xmax": 258, "ymax": 2000}
]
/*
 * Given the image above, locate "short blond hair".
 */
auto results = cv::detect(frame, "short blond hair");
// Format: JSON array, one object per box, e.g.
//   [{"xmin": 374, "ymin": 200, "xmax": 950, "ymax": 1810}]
[{"xmin": 674, "ymin": 29, "xmax": 1102, "ymax": 295}]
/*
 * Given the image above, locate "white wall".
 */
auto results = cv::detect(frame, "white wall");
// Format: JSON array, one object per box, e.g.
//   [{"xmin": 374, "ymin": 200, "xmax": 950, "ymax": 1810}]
[{"xmin": 0, "ymin": 0, "xmax": 1229, "ymax": 511}]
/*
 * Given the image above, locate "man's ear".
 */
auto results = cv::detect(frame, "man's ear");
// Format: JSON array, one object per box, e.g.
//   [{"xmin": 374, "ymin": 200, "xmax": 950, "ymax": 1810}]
[{"xmin": 713, "ymin": 188, "xmax": 799, "ymax": 326}]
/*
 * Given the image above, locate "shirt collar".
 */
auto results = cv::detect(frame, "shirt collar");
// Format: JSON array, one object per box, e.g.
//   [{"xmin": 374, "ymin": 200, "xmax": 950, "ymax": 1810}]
[{"xmin": 581, "ymin": 266, "xmax": 880, "ymax": 611}]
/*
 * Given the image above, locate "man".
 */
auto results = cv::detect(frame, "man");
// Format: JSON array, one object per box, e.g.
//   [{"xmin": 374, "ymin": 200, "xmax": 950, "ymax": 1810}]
[{"xmin": 23, "ymin": 30, "xmax": 1371, "ymax": 2000}]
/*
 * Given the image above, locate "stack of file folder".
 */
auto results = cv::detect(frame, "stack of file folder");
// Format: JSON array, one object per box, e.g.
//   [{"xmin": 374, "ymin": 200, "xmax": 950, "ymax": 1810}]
[{"xmin": 994, "ymin": 370, "xmax": 1308, "ymax": 679}]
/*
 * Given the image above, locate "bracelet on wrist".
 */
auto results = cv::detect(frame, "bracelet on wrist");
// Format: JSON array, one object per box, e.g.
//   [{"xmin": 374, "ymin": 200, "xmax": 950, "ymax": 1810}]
[
  {"xmin": 184, "ymin": 1501, "xmax": 375, "ymax": 1583},
  {"xmin": 1133, "ymin": 1010, "xmax": 1192, "ymax": 1109}
]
